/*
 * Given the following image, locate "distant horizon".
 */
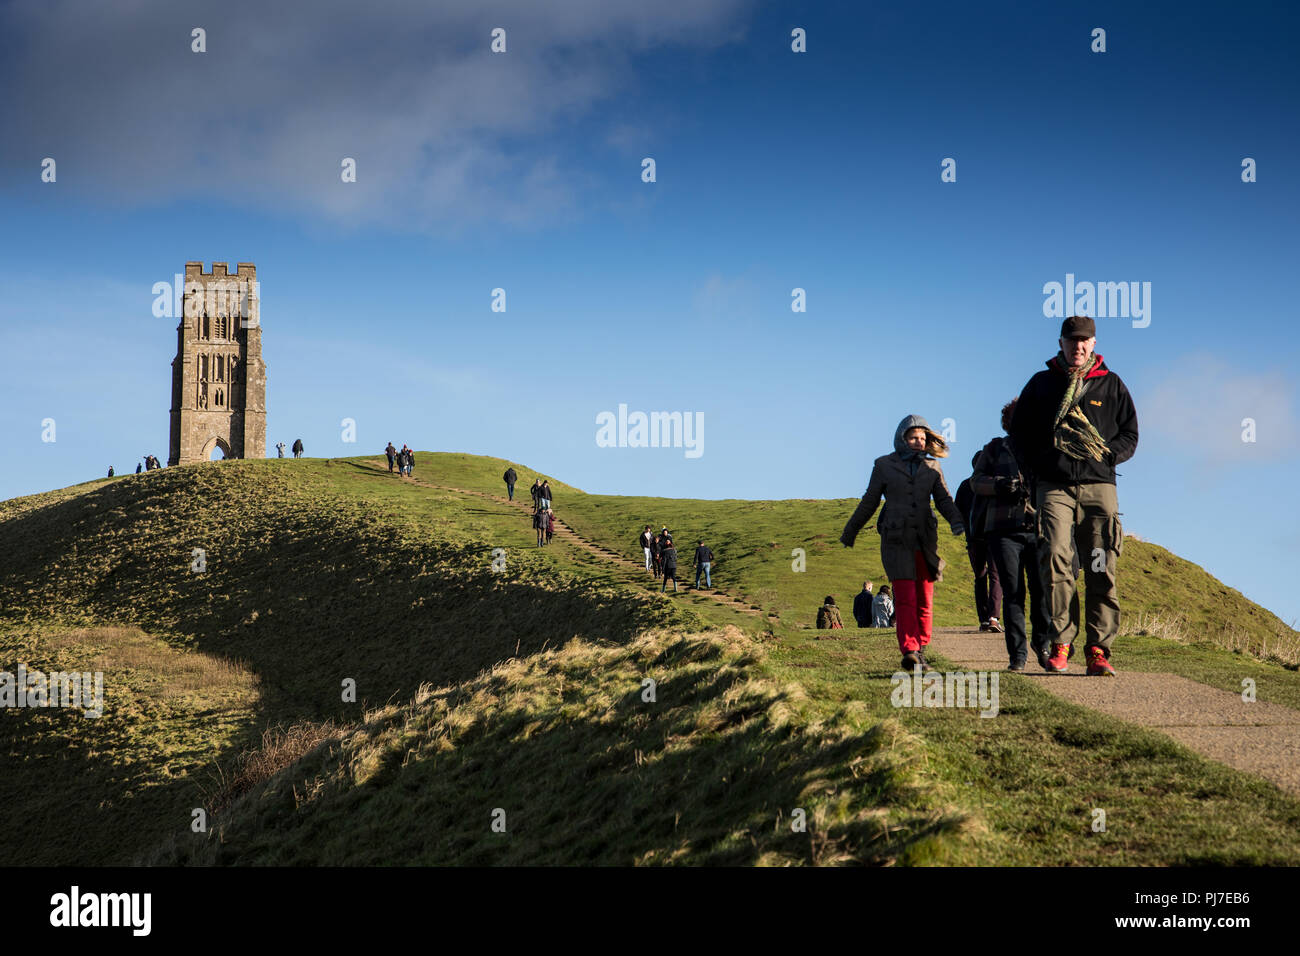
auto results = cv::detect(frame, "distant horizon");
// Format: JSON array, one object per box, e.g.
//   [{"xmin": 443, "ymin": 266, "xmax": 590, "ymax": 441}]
[{"xmin": 19, "ymin": 448, "xmax": 1296, "ymax": 633}]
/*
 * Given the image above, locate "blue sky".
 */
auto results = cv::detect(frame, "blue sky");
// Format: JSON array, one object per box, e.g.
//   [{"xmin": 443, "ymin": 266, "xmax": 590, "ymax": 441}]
[{"xmin": 2, "ymin": 0, "xmax": 1298, "ymax": 628}]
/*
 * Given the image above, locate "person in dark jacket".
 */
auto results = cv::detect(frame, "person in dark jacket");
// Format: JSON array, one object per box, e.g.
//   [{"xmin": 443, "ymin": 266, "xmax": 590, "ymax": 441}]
[
  {"xmin": 503, "ymin": 467, "xmax": 517, "ymax": 501},
  {"xmin": 852, "ymin": 581, "xmax": 875, "ymax": 627},
  {"xmin": 292, "ymin": 438, "xmax": 304, "ymax": 459},
  {"xmin": 385, "ymin": 442, "xmax": 396, "ymax": 472},
  {"xmin": 1009, "ymin": 316, "xmax": 1138, "ymax": 677},
  {"xmin": 816, "ymin": 596, "xmax": 845, "ymax": 629},
  {"xmin": 660, "ymin": 537, "xmax": 678, "ymax": 592},
  {"xmin": 530, "ymin": 479, "xmax": 541, "ymax": 508},
  {"xmin": 651, "ymin": 532, "xmax": 663, "ymax": 579},
  {"xmin": 534, "ymin": 508, "xmax": 547, "ymax": 547},
  {"xmin": 956, "ymin": 467, "xmax": 1003, "ymax": 633},
  {"xmin": 136, "ymin": 462, "xmax": 142, "ymax": 475},
  {"xmin": 973, "ymin": 400, "xmax": 1053, "ymax": 671},
  {"xmin": 841, "ymin": 414, "xmax": 965, "ymax": 673},
  {"xmin": 539, "ymin": 481, "xmax": 553, "ymax": 510},
  {"xmin": 545, "ymin": 509, "xmax": 555, "ymax": 545},
  {"xmin": 107, "ymin": 466, "xmax": 114, "ymax": 477},
  {"xmin": 693, "ymin": 541, "xmax": 714, "ymax": 589}
]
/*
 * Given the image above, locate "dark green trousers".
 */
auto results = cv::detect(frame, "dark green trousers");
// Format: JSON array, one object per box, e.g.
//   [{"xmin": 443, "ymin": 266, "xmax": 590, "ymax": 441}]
[{"xmin": 1034, "ymin": 480, "xmax": 1123, "ymax": 654}]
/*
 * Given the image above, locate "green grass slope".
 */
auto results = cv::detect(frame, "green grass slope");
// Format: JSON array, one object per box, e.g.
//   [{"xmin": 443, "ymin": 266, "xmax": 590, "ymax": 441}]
[
  {"xmin": 5, "ymin": 452, "xmax": 1300, "ymax": 865},
  {"xmin": 1, "ymin": 456, "xmax": 965, "ymax": 865}
]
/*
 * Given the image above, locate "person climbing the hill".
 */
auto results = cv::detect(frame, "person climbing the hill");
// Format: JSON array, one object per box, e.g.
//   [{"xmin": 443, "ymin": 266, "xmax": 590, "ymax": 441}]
[
  {"xmin": 852, "ymin": 581, "xmax": 875, "ymax": 628},
  {"xmin": 135, "ymin": 462, "xmax": 142, "ymax": 475},
  {"xmin": 651, "ymin": 531, "xmax": 663, "ymax": 579},
  {"xmin": 386, "ymin": 442, "xmax": 397, "ymax": 472},
  {"xmin": 640, "ymin": 525, "xmax": 654, "ymax": 572},
  {"xmin": 504, "ymin": 467, "xmax": 517, "ymax": 501},
  {"xmin": 693, "ymin": 540, "xmax": 714, "ymax": 589},
  {"xmin": 534, "ymin": 508, "xmax": 547, "ymax": 547},
  {"xmin": 292, "ymin": 438, "xmax": 304, "ymax": 459},
  {"xmin": 407, "ymin": 448, "xmax": 416, "ymax": 478},
  {"xmin": 530, "ymin": 479, "xmax": 541, "ymax": 509},
  {"xmin": 1009, "ymin": 316, "xmax": 1139, "ymax": 677},
  {"xmin": 540, "ymin": 480, "xmax": 553, "ymax": 510},
  {"xmin": 816, "ymin": 596, "xmax": 845, "ymax": 630},
  {"xmin": 872, "ymin": 584, "xmax": 895, "ymax": 628},
  {"xmin": 973, "ymin": 399, "xmax": 1052, "ymax": 671},
  {"xmin": 956, "ymin": 459, "xmax": 1003, "ymax": 633},
  {"xmin": 660, "ymin": 537, "xmax": 679, "ymax": 593},
  {"xmin": 545, "ymin": 509, "xmax": 555, "ymax": 546},
  {"xmin": 840, "ymin": 414, "xmax": 966, "ymax": 673},
  {"xmin": 107, "ymin": 466, "xmax": 114, "ymax": 478}
]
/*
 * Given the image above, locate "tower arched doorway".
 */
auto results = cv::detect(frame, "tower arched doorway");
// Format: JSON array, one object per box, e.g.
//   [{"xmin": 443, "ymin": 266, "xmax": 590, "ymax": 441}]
[{"xmin": 201, "ymin": 436, "xmax": 232, "ymax": 461}]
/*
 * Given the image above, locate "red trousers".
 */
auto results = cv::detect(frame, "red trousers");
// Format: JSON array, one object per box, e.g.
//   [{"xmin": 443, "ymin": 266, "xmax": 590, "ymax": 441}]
[{"xmin": 892, "ymin": 550, "xmax": 936, "ymax": 653}]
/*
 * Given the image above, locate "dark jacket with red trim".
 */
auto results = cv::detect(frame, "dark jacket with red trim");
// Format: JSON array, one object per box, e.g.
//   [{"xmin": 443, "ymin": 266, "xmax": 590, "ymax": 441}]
[{"xmin": 1009, "ymin": 353, "xmax": 1138, "ymax": 485}]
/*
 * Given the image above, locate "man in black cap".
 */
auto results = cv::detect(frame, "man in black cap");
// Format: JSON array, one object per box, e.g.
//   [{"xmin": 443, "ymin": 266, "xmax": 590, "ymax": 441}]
[{"xmin": 1009, "ymin": 316, "xmax": 1138, "ymax": 676}]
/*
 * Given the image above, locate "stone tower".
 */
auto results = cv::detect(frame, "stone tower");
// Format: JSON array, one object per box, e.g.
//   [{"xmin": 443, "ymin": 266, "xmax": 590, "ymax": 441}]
[{"xmin": 168, "ymin": 262, "xmax": 266, "ymax": 464}]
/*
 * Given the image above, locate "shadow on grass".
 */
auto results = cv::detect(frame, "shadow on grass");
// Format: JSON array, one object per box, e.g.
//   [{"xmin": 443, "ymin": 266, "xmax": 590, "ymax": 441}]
[{"xmin": 160, "ymin": 633, "xmax": 968, "ymax": 866}]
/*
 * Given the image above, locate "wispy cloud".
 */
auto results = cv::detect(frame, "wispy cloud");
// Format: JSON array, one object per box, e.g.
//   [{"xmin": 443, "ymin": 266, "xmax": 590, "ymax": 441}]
[
  {"xmin": 1141, "ymin": 353, "xmax": 1300, "ymax": 464},
  {"xmin": 0, "ymin": 0, "xmax": 750, "ymax": 236},
  {"xmin": 692, "ymin": 273, "xmax": 758, "ymax": 320}
]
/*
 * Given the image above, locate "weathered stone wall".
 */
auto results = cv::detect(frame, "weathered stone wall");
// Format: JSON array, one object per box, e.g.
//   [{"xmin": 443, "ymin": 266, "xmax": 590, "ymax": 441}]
[{"xmin": 168, "ymin": 262, "xmax": 267, "ymax": 464}]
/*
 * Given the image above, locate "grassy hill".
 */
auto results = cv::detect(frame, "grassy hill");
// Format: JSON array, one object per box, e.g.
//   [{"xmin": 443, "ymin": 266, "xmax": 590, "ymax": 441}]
[{"xmin": 3, "ymin": 452, "xmax": 1299, "ymax": 865}]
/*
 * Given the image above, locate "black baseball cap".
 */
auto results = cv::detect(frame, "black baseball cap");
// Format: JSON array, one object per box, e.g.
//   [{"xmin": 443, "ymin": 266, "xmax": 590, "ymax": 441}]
[{"xmin": 1061, "ymin": 315, "xmax": 1096, "ymax": 339}]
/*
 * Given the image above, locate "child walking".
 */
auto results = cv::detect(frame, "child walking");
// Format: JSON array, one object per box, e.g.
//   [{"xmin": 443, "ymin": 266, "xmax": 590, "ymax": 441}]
[{"xmin": 840, "ymin": 415, "xmax": 965, "ymax": 672}]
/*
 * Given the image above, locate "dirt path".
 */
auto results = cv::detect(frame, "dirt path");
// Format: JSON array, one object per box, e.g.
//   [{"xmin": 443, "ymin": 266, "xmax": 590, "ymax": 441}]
[
  {"xmin": 376, "ymin": 463, "xmax": 768, "ymax": 619},
  {"xmin": 934, "ymin": 627, "xmax": 1300, "ymax": 796}
]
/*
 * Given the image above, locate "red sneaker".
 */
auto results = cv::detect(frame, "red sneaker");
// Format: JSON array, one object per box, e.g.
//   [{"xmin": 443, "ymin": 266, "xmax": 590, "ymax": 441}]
[
  {"xmin": 1045, "ymin": 643, "xmax": 1071, "ymax": 673},
  {"xmin": 1086, "ymin": 647, "xmax": 1116, "ymax": 676}
]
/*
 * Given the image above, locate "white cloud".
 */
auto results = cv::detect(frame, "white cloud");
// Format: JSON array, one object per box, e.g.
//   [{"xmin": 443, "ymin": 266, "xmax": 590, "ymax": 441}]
[{"xmin": 0, "ymin": 0, "xmax": 751, "ymax": 236}]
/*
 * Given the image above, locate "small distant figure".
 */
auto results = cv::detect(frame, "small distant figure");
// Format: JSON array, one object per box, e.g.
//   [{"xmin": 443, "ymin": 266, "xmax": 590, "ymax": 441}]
[
  {"xmin": 292, "ymin": 438, "xmax": 304, "ymax": 459},
  {"xmin": 545, "ymin": 509, "xmax": 555, "ymax": 545},
  {"xmin": 503, "ymin": 467, "xmax": 517, "ymax": 501},
  {"xmin": 534, "ymin": 508, "xmax": 547, "ymax": 547},
  {"xmin": 693, "ymin": 540, "xmax": 714, "ymax": 589},
  {"xmin": 651, "ymin": 531, "xmax": 663, "ymax": 579},
  {"xmin": 385, "ymin": 442, "xmax": 396, "ymax": 472},
  {"xmin": 872, "ymin": 585, "xmax": 895, "ymax": 628},
  {"xmin": 639, "ymin": 525, "xmax": 653, "ymax": 572},
  {"xmin": 660, "ymin": 537, "xmax": 678, "ymax": 593},
  {"xmin": 107, "ymin": 466, "xmax": 115, "ymax": 478},
  {"xmin": 530, "ymin": 479, "xmax": 541, "ymax": 509},
  {"xmin": 276, "ymin": 441, "xmax": 286, "ymax": 458},
  {"xmin": 135, "ymin": 462, "xmax": 143, "ymax": 475},
  {"xmin": 407, "ymin": 448, "xmax": 416, "ymax": 478},
  {"xmin": 853, "ymin": 581, "xmax": 875, "ymax": 628},
  {"xmin": 816, "ymin": 596, "xmax": 844, "ymax": 630},
  {"xmin": 539, "ymin": 480, "xmax": 553, "ymax": 510}
]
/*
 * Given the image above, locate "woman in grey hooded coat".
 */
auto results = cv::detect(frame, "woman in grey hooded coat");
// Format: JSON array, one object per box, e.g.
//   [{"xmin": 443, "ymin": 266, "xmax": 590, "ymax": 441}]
[{"xmin": 840, "ymin": 415, "xmax": 966, "ymax": 672}]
